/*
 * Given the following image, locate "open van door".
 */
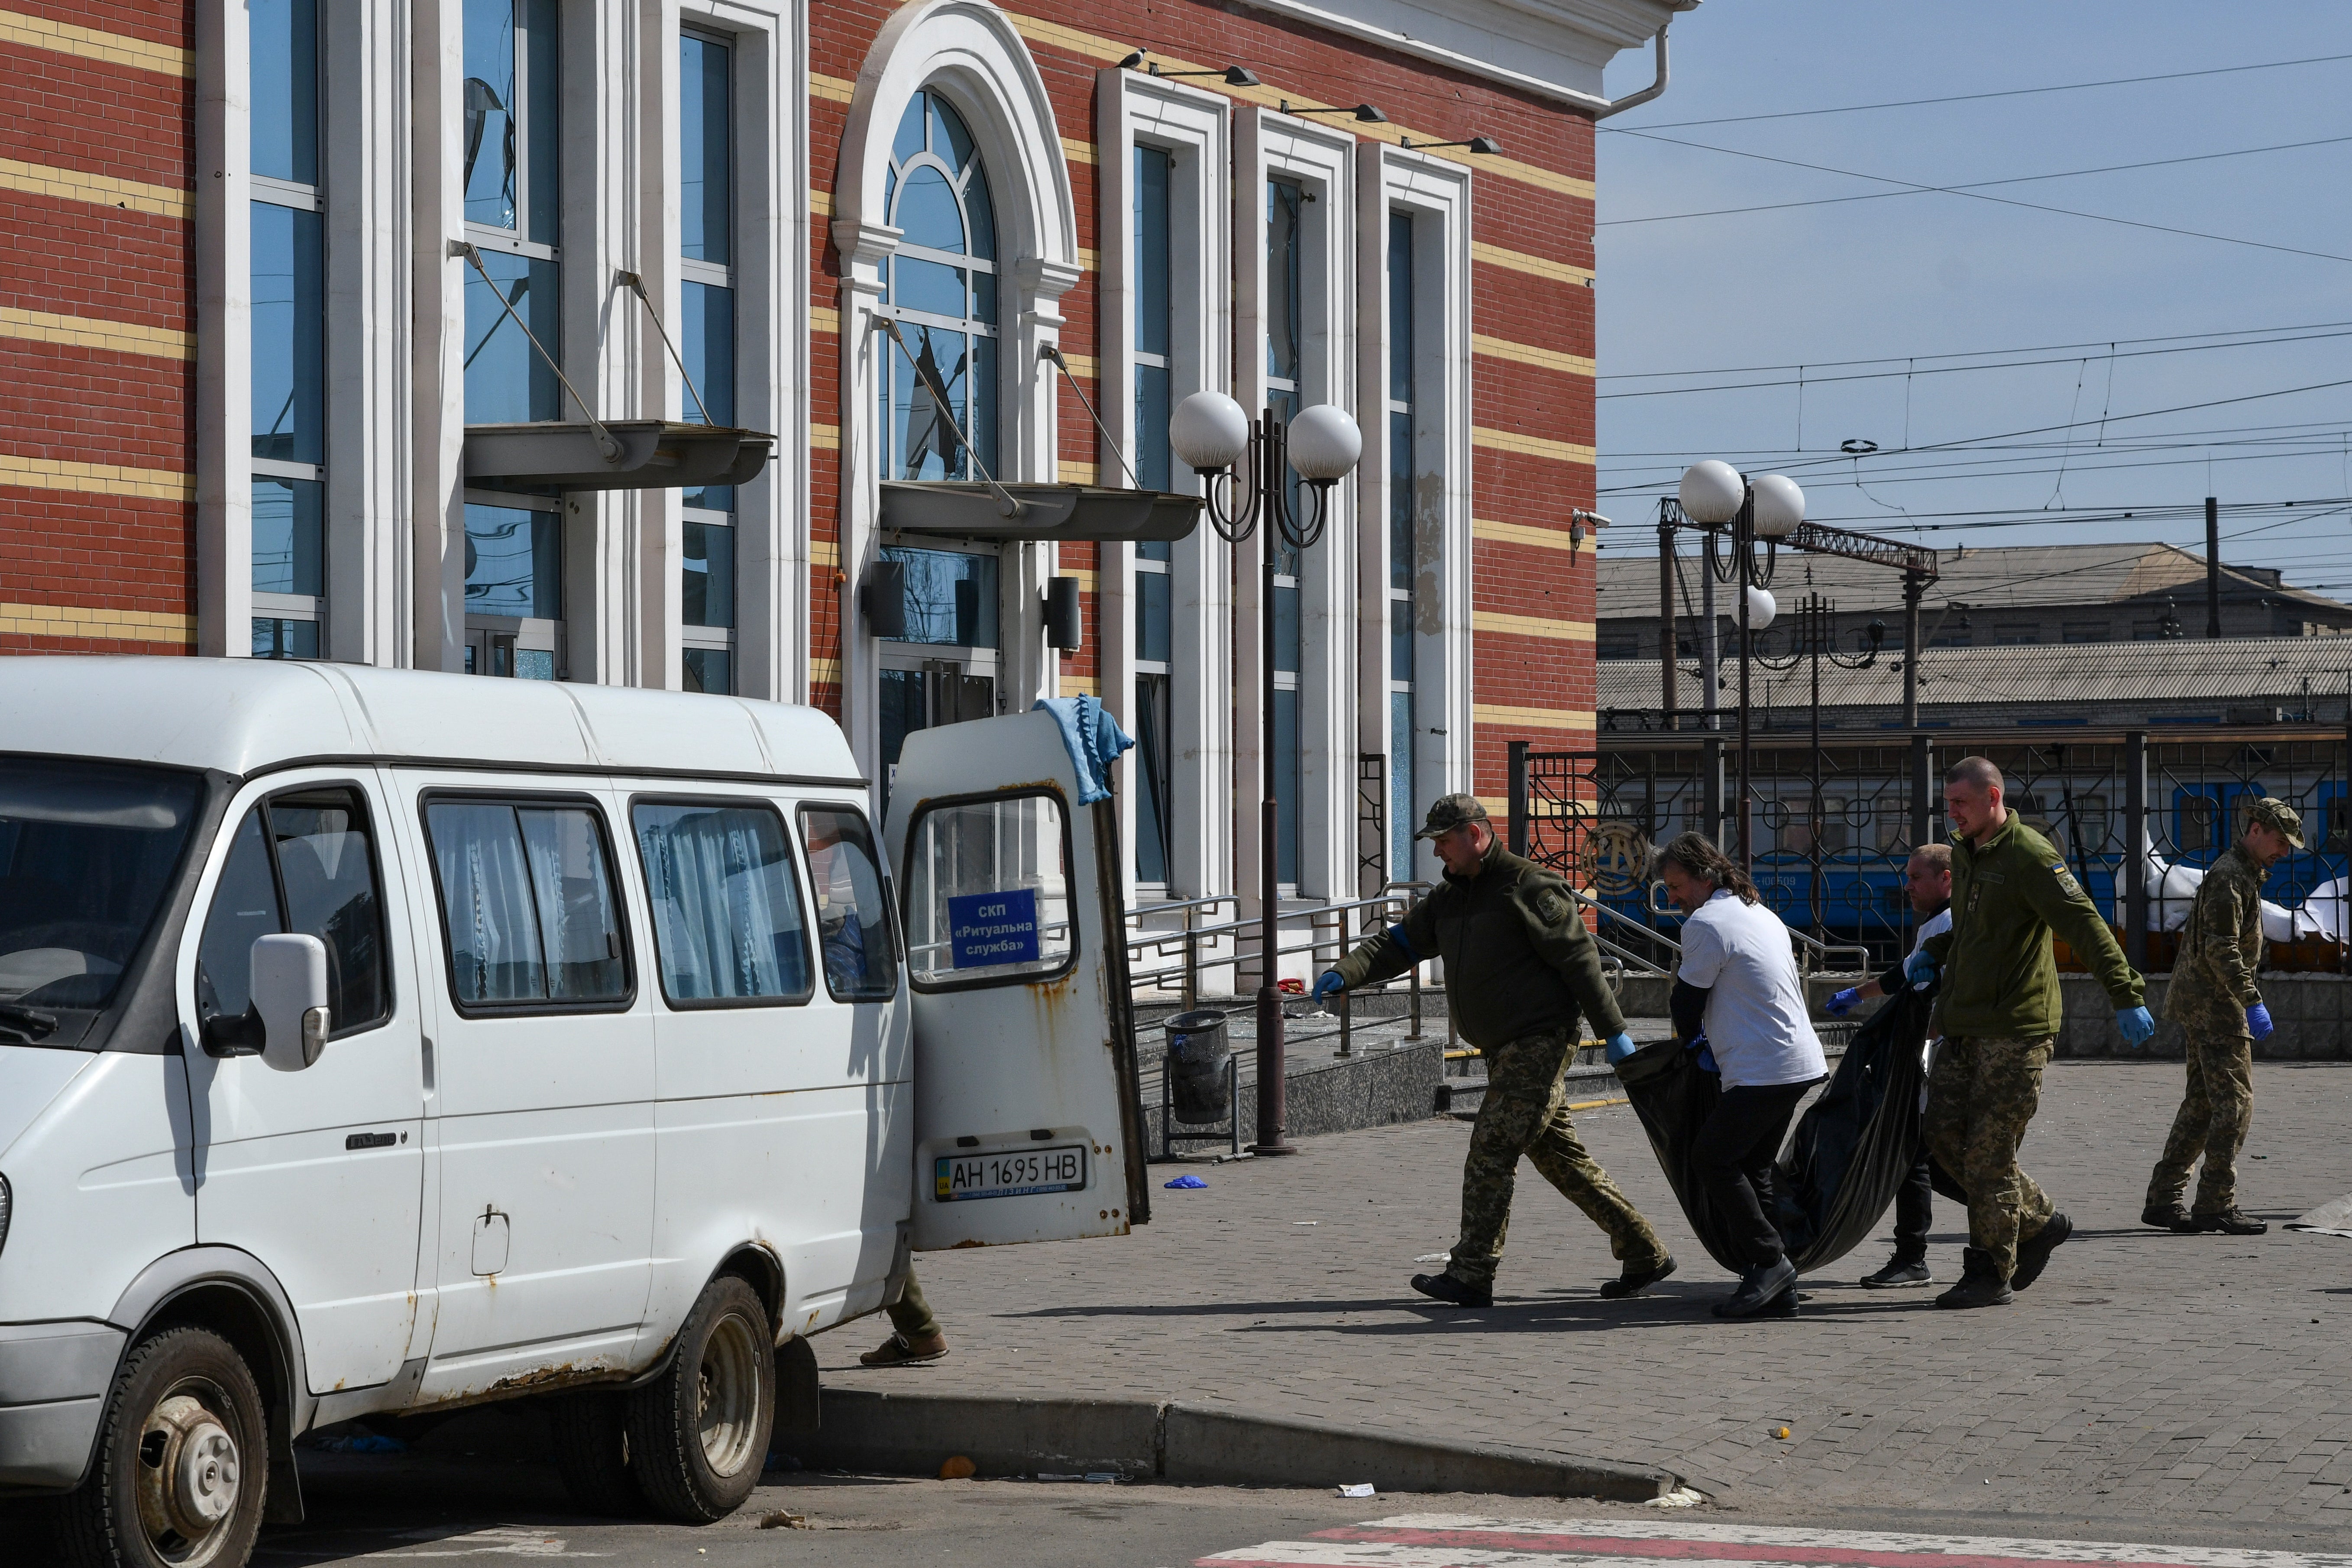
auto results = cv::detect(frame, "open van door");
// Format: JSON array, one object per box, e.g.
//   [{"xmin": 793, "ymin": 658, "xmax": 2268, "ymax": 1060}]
[{"xmin": 886, "ymin": 708, "xmax": 1149, "ymax": 1250}]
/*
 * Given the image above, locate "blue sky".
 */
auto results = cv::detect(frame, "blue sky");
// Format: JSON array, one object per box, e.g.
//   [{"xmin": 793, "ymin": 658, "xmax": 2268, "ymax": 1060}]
[{"xmin": 1592, "ymin": 1, "xmax": 2352, "ymax": 598}]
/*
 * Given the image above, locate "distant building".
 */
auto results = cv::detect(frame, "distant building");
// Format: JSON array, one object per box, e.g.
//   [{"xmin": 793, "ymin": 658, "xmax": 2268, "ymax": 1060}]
[{"xmin": 1595, "ymin": 541, "xmax": 2352, "ymax": 664}]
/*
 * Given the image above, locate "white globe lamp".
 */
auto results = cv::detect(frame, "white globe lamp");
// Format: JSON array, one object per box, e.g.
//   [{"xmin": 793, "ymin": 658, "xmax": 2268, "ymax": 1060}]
[
  {"xmin": 1750, "ymin": 473, "xmax": 1805, "ymax": 539},
  {"xmin": 1744, "ymin": 585, "xmax": 1777, "ymax": 630},
  {"xmin": 1285, "ymin": 403, "xmax": 1362, "ymax": 482},
  {"xmin": 1168, "ymin": 390, "xmax": 1250, "ymax": 474},
  {"xmin": 1678, "ymin": 459, "xmax": 1744, "ymax": 526}
]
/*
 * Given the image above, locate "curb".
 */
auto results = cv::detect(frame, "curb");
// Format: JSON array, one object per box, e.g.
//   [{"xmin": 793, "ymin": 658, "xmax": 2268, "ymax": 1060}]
[{"xmin": 775, "ymin": 1388, "xmax": 1676, "ymax": 1502}]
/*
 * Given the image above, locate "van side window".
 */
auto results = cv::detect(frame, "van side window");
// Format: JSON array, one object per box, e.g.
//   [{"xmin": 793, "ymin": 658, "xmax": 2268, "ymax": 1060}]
[
  {"xmin": 796, "ymin": 806, "xmax": 896, "ymax": 1001},
  {"xmin": 631, "ymin": 800, "xmax": 812, "ymax": 1006},
  {"xmin": 195, "ymin": 786, "xmax": 391, "ymax": 1035},
  {"xmin": 901, "ymin": 790, "xmax": 1076, "ymax": 990},
  {"xmin": 424, "ymin": 799, "xmax": 630, "ymax": 1009}
]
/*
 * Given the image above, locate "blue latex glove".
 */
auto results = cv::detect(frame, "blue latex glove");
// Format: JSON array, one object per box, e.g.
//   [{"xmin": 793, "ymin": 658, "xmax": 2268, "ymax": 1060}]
[
  {"xmin": 1827, "ymin": 986, "xmax": 1861, "ymax": 1017},
  {"xmin": 2247, "ymin": 1002, "xmax": 2274, "ymax": 1040},
  {"xmin": 1604, "ymin": 1030, "xmax": 1637, "ymax": 1064},
  {"xmin": 1311, "ymin": 971, "xmax": 1346, "ymax": 1005},
  {"xmin": 2117, "ymin": 1005, "xmax": 2157, "ymax": 1047},
  {"xmin": 1696, "ymin": 1043, "xmax": 1719, "ymax": 1075},
  {"xmin": 1904, "ymin": 950, "xmax": 1939, "ymax": 987}
]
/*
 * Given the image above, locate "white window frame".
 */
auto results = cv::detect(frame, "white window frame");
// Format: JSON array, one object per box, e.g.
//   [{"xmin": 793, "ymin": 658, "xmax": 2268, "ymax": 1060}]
[
  {"xmin": 459, "ymin": 486, "xmax": 567, "ymax": 676},
  {"xmin": 1357, "ymin": 145, "xmax": 1472, "ymax": 888},
  {"xmin": 1096, "ymin": 68, "xmax": 1230, "ymax": 906},
  {"xmin": 1236, "ymin": 109, "xmax": 1354, "ymax": 903}
]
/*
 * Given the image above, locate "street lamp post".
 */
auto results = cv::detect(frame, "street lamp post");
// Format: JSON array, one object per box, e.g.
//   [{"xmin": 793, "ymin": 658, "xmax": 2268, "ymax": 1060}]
[{"xmin": 1169, "ymin": 390, "xmax": 1362, "ymax": 1155}]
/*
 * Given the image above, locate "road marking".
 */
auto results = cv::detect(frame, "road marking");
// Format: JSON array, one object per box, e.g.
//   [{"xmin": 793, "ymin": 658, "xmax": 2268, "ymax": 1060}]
[{"xmin": 1200, "ymin": 1517, "xmax": 2352, "ymax": 1568}]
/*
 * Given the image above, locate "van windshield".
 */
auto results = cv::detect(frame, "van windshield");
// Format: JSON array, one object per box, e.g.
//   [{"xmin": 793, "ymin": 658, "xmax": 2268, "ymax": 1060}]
[{"xmin": 0, "ymin": 757, "xmax": 203, "ymax": 1031}]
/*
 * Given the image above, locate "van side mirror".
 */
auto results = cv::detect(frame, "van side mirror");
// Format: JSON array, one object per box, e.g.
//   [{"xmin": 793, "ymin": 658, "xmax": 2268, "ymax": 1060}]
[{"xmin": 251, "ymin": 933, "xmax": 331, "ymax": 1072}]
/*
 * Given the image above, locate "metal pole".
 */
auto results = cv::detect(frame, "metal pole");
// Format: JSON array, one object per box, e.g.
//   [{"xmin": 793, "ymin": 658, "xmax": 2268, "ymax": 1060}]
[
  {"xmin": 1736, "ymin": 487, "xmax": 1754, "ymax": 870},
  {"xmin": 2205, "ymin": 496, "xmax": 2223, "ymax": 639},
  {"xmin": 1904, "ymin": 570, "xmax": 1928, "ymax": 850},
  {"xmin": 1254, "ymin": 409, "xmax": 1293, "ymax": 1154},
  {"xmin": 1700, "ymin": 550, "xmax": 1720, "ymax": 731},
  {"xmin": 1508, "ymin": 739, "xmax": 1530, "ymax": 857},
  {"xmin": 2124, "ymin": 728, "xmax": 2149, "ymax": 972},
  {"xmin": 1704, "ymin": 733, "xmax": 1724, "ymax": 849},
  {"xmin": 1809, "ymin": 595, "xmax": 1823, "ymax": 938},
  {"xmin": 1659, "ymin": 510, "xmax": 1679, "ymax": 730}
]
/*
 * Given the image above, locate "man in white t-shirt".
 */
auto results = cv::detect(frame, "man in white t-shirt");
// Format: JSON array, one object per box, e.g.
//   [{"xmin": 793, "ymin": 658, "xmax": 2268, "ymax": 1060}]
[
  {"xmin": 1657, "ymin": 833, "xmax": 1830, "ymax": 1319},
  {"xmin": 1825, "ymin": 843, "xmax": 1951, "ymax": 1288}
]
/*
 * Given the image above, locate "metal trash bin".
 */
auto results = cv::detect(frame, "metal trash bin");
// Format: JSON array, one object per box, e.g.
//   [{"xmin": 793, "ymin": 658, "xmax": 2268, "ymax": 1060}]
[{"xmin": 1164, "ymin": 1009, "xmax": 1232, "ymax": 1125}]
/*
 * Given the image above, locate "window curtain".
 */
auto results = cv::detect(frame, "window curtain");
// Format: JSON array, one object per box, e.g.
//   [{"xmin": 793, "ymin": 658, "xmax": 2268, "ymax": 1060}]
[
  {"xmin": 637, "ymin": 808, "xmax": 803, "ymax": 999},
  {"xmin": 429, "ymin": 802, "xmax": 544, "ymax": 1001}
]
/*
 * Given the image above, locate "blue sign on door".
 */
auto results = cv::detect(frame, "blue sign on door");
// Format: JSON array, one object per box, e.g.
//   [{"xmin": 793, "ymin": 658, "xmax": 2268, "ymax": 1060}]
[{"xmin": 947, "ymin": 886, "xmax": 1041, "ymax": 968}]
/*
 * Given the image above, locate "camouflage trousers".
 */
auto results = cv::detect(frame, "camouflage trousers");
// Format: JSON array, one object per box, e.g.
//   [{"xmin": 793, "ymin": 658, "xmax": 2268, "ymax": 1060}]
[
  {"xmin": 1448, "ymin": 1026, "xmax": 1667, "ymax": 1290},
  {"xmin": 1921, "ymin": 1034, "xmax": 2058, "ymax": 1283},
  {"xmin": 2146, "ymin": 1026, "xmax": 2255, "ymax": 1216}
]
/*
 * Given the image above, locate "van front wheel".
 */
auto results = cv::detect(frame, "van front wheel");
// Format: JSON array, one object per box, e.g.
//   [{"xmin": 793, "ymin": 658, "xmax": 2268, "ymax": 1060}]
[
  {"xmin": 625, "ymin": 1276, "xmax": 774, "ymax": 1523},
  {"xmin": 54, "ymin": 1326, "xmax": 268, "ymax": 1568}
]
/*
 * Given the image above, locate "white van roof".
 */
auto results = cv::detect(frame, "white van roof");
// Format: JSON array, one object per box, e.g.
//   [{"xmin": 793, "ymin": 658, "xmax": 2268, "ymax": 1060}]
[{"xmin": 0, "ymin": 657, "xmax": 863, "ymax": 786}]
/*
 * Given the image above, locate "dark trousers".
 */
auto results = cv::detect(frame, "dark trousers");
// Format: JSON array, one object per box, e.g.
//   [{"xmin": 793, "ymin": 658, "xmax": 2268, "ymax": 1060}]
[
  {"xmin": 1892, "ymin": 1149, "xmax": 1932, "ymax": 1262},
  {"xmin": 1692, "ymin": 1079, "xmax": 1817, "ymax": 1271}
]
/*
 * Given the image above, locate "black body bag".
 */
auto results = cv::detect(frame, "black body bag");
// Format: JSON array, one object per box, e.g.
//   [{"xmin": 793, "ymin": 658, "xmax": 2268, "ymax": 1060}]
[{"xmin": 1611, "ymin": 984, "xmax": 1935, "ymax": 1274}]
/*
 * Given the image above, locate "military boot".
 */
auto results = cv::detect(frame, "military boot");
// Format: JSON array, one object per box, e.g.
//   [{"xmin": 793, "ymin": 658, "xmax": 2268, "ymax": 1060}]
[
  {"xmin": 1935, "ymin": 1248, "xmax": 2012, "ymax": 1309},
  {"xmin": 2193, "ymin": 1207, "xmax": 2268, "ymax": 1235},
  {"xmin": 2141, "ymin": 1201, "xmax": 2194, "ymax": 1232},
  {"xmin": 2010, "ymin": 1211, "xmax": 2071, "ymax": 1291},
  {"xmin": 1411, "ymin": 1271, "xmax": 1493, "ymax": 1308}
]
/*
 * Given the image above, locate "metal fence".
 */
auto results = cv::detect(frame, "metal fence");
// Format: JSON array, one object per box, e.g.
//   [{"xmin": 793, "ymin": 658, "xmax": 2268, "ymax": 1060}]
[{"xmin": 1511, "ymin": 727, "xmax": 2352, "ymax": 974}]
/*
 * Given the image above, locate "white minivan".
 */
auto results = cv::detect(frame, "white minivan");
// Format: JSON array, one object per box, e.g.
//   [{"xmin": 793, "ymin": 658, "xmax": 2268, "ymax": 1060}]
[{"xmin": 0, "ymin": 658, "xmax": 1146, "ymax": 1567}]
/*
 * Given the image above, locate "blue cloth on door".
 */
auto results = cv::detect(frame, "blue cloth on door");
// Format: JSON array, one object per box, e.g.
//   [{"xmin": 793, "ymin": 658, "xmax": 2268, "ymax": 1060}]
[{"xmin": 1033, "ymin": 695, "xmax": 1136, "ymax": 805}]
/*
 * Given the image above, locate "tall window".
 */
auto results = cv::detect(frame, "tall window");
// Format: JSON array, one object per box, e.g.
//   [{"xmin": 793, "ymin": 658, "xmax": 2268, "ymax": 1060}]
[
  {"xmin": 679, "ymin": 29, "xmax": 735, "ymax": 695},
  {"xmin": 1265, "ymin": 177, "xmax": 1305, "ymax": 887},
  {"xmin": 461, "ymin": 0, "xmax": 562, "ymax": 674},
  {"xmin": 250, "ymin": 0, "xmax": 324, "ymax": 659},
  {"xmin": 879, "ymin": 91, "xmax": 999, "ymax": 482},
  {"xmin": 1132, "ymin": 145, "xmax": 1175, "ymax": 885},
  {"xmin": 1386, "ymin": 212, "xmax": 1417, "ymax": 880}
]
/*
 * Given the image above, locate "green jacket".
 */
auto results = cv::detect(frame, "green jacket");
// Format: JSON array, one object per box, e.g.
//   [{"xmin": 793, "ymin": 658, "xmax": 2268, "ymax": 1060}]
[
  {"xmin": 1332, "ymin": 840, "xmax": 1624, "ymax": 1050},
  {"xmin": 2166, "ymin": 844, "xmax": 2267, "ymax": 1024},
  {"xmin": 1922, "ymin": 811, "xmax": 2144, "ymax": 1039}
]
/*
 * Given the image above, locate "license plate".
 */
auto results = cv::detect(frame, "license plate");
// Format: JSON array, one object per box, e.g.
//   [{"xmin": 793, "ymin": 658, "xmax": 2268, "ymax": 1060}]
[{"xmin": 934, "ymin": 1144, "xmax": 1088, "ymax": 1202}]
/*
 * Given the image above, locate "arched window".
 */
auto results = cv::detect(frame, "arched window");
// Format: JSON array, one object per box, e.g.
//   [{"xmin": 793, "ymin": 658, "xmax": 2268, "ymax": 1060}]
[{"xmin": 879, "ymin": 90, "xmax": 1000, "ymax": 482}]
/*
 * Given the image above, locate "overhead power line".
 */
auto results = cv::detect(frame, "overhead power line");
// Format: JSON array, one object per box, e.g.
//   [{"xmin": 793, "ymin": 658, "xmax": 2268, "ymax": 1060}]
[
  {"xmin": 1602, "ymin": 52, "xmax": 2352, "ymax": 132},
  {"xmin": 1601, "ymin": 319, "xmax": 2352, "ymax": 384},
  {"xmin": 1604, "ymin": 129, "xmax": 2352, "ymax": 265}
]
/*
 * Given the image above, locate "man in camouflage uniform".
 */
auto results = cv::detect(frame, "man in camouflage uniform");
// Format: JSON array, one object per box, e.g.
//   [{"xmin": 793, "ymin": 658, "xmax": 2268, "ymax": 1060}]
[
  {"xmin": 2143, "ymin": 797, "xmax": 2303, "ymax": 1236},
  {"xmin": 1916, "ymin": 757, "xmax": 2155, "ymax": 1308},
  {"xmin": 1314, "ymin": 795, "xmax": 1674, "ymax": 1308}
]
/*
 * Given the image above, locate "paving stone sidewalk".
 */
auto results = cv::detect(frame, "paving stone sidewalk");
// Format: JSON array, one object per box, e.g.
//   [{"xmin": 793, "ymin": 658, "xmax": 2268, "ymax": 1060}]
[{"xmin": 822, "ymin": 1060, "xmax": 2352, "ymax": 1535}]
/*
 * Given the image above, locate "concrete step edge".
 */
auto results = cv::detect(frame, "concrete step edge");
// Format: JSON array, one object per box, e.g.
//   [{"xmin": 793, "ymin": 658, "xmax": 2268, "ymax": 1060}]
[{"xmin": 778, "ymin": 1387, "xmax": 1678, "ymax": 1503}]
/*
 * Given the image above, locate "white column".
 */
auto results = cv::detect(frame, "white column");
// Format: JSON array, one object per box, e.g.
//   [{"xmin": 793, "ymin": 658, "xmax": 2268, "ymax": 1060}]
[
  {"xmin": 409, "ymin": 0, "xmax": 466, "ymax": 672},
  {"xmin": 194, "ymin": 0, "xmax": 252, "ymax": 657}
]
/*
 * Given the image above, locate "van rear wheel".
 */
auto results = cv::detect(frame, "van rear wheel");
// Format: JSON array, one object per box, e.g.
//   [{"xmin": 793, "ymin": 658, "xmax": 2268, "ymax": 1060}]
[
  {"xmin": 53, "ymin": 1326, "xmax": 267, "ymax": 1568},
  {"xmin": 546, "ymin": 1393, "xmax": 642, "ymax": 1516},
  {"xmin": 624, "ymin": 1276, "xmax": 773, "ymax": 1523}
]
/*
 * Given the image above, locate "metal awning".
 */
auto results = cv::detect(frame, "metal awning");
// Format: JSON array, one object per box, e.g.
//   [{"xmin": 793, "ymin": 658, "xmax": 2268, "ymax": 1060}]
[
  {"xmin": 880, "ymin": 481, "xmax": 1203, "ymax": 542},
  {"xmin": 464, "ymin": 420, "xmax": 773, "ymax": 493}
]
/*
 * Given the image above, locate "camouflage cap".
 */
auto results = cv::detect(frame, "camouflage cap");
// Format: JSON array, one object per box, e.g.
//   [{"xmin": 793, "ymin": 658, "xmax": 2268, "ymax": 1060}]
[
  {"xmin": 1414, "ymin": 793, "xmax": 1490, "ymax": 840},
  {"xmin": 2247, "ymin": 796, "xmax": 2306, "ymax": 849}
]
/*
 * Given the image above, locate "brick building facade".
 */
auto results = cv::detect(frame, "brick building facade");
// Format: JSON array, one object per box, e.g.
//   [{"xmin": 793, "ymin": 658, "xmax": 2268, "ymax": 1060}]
[{"xmin": 0, "ymin": 0, "xmax": 1686, "ymax": 912}]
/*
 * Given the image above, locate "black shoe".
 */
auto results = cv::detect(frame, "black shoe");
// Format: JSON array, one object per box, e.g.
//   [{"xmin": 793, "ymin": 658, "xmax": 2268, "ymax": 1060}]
[
  {"xmin": 2010, "ymin": 1211, "xmax": 2071, "ymax": 1292},
  {"xmin": 1860, "ymin": 1255, "xmax": 1932, "ymax": 1289},
  {"xmin": 1712, "ymin": 1257, "xmax": 1797, "ymax": 1319},
  {"xmin": 2193, "ymin": 1207, "xmax": 2268, "ymax": 1235},
  {"xmin": 1410, "ymin": 1271, "xmax": 1492, "ymax": 1308},
  {"xmin": 1935, "ymin": 1248, "xmax": 2012, "ymax": 1309},
  {"xmin": 2142, "ymin": 1201, "xmax": 2194, "ymax": 1232},
  {"xmin": 1599, "ymin": 1255, "xmax": 1677, "ymax": 1299}
]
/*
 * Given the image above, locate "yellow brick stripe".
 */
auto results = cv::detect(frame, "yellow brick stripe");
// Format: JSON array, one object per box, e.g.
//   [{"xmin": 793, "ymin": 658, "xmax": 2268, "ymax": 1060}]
[
  {"xmin": 1060, "ymin": 137, "xmax": 1096, "ymax": 167},
  {"xmin": 0, "ymin": 9, "xmax": 190, "ymax": 78},
  {"xmin": 1053, "ymin": 349, "xmax": 1098, "ymax": 378},
  {"xmin": 808, "ymin": 537, "xmax": 841, "ymax": 569},
  {"xmin": 0, "ymin": 452, "xmax": 191, "ymax": 501},
  {"xmin": 0, "ymin": 305, "xmax": 188, "ymax": 361},
  {"xmin": 0, "ymin": 601, "xmax": 193, "ymax": 643},
  {"xmin": 811, "ymin": 188, "xmax": 833, "ymax": 217},
  {"xmin": 1472, "ymin": 427, "xmax": 1595, "ymax": 466},
  {"xmin": 1472, "ymin": 611, "xmax": 1595, "ymax": 642},
  {"xmin": 1472, "ymin": 701, "xmax": 1595, "ymax": 732},
  {"xmin": 0, "ymin": 157, "xmax": 187, "ymax": 220},
  {"xmin": 810, "ymin": 424, "xmax": 841, "ymax": 451},
  {"xmin": 1472, "ymin": 333, "xmax": 1594, "ymax": 379},
  {"xmin": 1472, "ymin": 242, "xmax": 1593, "ymax": 288},
  {"xmin": 811, "ymin": 71, "xmax": 856, "ymax": 105},
  {"xmin": 1005, "ymin": 13, "xmax": 1593, "ymax": 202},
  {"xmin": 1057, "ymin": 459, "xmax": 1098, "ymax": 485},
  {"xmin": 811, "ymin": 305, "xmax": 840, "ymax": 333},
  {"xmin": 809, "ymin": 656, "xmax": 842, "ymax": 685},
  {"xmin": 1473, "ymin": 517, "xmax": 1583, "ymax": 553},
  {"xmin": 1058, "ymin": 674, "xmax": 1100, "ymax": 696}
]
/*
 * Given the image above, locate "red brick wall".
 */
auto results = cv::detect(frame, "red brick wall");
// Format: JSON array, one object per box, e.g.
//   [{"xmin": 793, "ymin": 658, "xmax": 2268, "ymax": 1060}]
[
  {"xmin": 0, "ymin": 5, "xmax": 194, "ymax": 653},
  {"xmin": 809, "ymin": 0, "xmax": 1601, "ymax": 803}
]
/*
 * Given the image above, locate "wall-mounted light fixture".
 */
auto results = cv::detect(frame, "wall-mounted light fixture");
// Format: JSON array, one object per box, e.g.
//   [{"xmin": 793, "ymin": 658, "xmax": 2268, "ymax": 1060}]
[
  {"xmin": 1044, "ymin": 576, "xmax": 1084, "ymax": 653},
  {"xmin": 1400, "ymin": 134, "xmax": 1504, "ymax": 155},
  {"xmin": 1569, "ymin": 508, "xmax": 1609, "ymax": 556},
  {"xmin": 1119, "ymin": 50, "xmax": 1261, "ymax": 86},
  {"xmin": 1280, "ymin": 98, "xmax": 1388, "ymax": 124}
]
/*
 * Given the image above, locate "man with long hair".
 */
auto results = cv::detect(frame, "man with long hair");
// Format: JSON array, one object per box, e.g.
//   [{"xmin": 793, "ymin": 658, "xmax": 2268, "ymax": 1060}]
[
  {"xmin": 1317, "ymin": 795, "xmax": 1675, "ymax": 1308},
  {"xmin": 1655, "ymin": 833, "xmax": 1828, "ymax": 1318}
]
